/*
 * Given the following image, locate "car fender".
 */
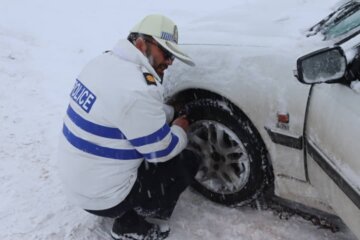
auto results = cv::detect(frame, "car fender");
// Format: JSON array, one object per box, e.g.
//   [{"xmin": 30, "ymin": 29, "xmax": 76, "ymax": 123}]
[{"xmin": 165, "ymin": 44, "xmax": 320, "ymax": 203}]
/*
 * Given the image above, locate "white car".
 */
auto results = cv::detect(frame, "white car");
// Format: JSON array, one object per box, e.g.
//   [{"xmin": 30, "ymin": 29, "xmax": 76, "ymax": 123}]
[{"xmin": 165, "ymin": 0, "xmax": 360, "ymax": 237}]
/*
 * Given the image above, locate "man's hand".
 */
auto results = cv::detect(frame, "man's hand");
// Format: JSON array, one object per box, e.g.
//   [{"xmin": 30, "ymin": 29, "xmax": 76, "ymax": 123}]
[{"xmin": 172, "ymin": 115, "xmax": 190, "ymax": 132}]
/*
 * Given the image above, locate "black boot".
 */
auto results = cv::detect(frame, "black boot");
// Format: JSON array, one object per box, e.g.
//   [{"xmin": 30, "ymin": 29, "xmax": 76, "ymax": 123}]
[{"xmin": 110, "ymin": 210, "xmax": 170, "ymax": 240}]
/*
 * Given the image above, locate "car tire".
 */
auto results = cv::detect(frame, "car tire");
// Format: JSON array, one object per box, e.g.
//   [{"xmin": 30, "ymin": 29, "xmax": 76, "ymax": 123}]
[{"xmin": 184, "ymin": 98, "xmax": 270, "ymax": 206}]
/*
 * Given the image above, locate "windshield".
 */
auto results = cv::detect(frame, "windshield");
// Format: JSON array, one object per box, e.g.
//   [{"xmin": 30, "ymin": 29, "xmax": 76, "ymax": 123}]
[
  {"xmin": 324, "ymin": 5, "xmax": 360, "ymax": 39},
  {"xmin": 307, "ymin": 1, "xmax": 360, "ymax": 40}
]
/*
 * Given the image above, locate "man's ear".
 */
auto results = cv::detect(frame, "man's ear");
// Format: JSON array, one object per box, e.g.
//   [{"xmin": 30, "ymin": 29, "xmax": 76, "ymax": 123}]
[{"xmin": 135, "ymin": 38, "xmax": 147, "ymax": 54}]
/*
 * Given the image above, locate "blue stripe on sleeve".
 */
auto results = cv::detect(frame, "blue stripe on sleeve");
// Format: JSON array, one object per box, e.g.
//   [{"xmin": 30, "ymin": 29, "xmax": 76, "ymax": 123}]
[
  {"xmin": 129, "ymin": 124, "xmax": 171, "ymax": 147},
  {"xmin": 143, "ymin": 133, "xmax": 179, "ymax": 160},
  {"xmin": 67, "ymin": 105, "xmax": 126, "ymax": 139},
  {"xmin": 63, "ymin": 124, "xmax": 142, "ymax": 160}
]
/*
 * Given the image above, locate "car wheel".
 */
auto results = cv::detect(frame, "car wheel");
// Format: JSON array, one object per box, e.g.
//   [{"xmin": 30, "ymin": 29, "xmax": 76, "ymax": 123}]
[{"xmin": 184, "ymin": 98, "xmax": 270, "ymax": 206}]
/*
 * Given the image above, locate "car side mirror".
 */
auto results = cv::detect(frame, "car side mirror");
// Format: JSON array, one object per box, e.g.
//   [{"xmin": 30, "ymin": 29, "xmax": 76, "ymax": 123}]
[{"xmin": 295, "ymin": 46, "xmax": 347, "ymax": 84}]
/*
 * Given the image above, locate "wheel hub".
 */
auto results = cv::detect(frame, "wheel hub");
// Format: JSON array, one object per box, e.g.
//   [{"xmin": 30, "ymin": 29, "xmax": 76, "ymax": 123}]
[{"xmin": 188, "ymin": 120, "xmax": 251, "ymax": 194}]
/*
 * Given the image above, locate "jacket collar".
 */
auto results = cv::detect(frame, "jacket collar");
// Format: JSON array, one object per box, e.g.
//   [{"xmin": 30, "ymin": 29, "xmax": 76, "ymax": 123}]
[{"xmin": 112, "ymin": 39, "xmax": 161, "ymax": 81}]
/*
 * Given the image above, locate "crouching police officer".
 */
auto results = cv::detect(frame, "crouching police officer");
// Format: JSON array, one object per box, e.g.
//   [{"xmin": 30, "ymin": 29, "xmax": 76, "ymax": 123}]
[{"xmin": 58, "ymin": 14, "xmax": 199, "ymax": 239}]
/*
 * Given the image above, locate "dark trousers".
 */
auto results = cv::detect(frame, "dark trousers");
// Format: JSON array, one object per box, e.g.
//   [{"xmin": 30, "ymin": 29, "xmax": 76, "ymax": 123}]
[{"xmin": 86, "ymin": 150, "xmax": 199, "ymax": 220}]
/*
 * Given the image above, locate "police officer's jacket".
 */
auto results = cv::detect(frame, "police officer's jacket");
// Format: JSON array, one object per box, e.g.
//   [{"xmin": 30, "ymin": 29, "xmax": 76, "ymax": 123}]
[{"xmin": 58, "ymin": 39, "xmax": 188, "ymax": 210}]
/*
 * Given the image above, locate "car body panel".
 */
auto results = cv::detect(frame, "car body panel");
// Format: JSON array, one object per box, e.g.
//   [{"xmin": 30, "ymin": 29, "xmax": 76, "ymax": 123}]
[
  {"xmin": 305, "ymin": 83, "xmax": 360, "ymax": 234},
  {"xmin": 166, "ymin": 44, "xmax": 311, "ymax": 181},
  {"xmin": 307, "ymin": 149, "xmax": 360, "ymax": 236}
]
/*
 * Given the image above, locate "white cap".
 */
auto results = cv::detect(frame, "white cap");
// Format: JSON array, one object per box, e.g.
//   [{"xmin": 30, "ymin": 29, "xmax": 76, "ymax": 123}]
[{"xmin": 130, "ymin": 14, "xmax": 195, "ymax": 66}]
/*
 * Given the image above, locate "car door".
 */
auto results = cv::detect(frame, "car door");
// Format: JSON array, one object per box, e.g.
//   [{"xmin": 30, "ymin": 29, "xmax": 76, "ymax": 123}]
[{"xmin": 305, "ymin": 83, "xmax": 360, "ymax": 237}]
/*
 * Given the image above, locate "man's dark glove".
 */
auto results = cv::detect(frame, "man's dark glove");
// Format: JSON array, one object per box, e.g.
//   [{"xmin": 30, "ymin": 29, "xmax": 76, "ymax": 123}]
[{"xmin": 177, "ymin": 105, "xmax": 190, "ymax": 117}]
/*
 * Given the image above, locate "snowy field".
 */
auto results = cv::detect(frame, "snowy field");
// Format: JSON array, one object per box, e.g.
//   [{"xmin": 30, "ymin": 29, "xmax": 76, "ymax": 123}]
[{"xmin": 0, "ymin": 0, "xmax": 358, "ymax": 239}]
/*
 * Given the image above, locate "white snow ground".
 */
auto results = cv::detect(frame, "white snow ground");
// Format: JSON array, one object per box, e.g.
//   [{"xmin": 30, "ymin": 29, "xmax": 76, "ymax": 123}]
[{"xmin": 0, "ymin": 0, "xmax": 357, "ymax": 239}]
